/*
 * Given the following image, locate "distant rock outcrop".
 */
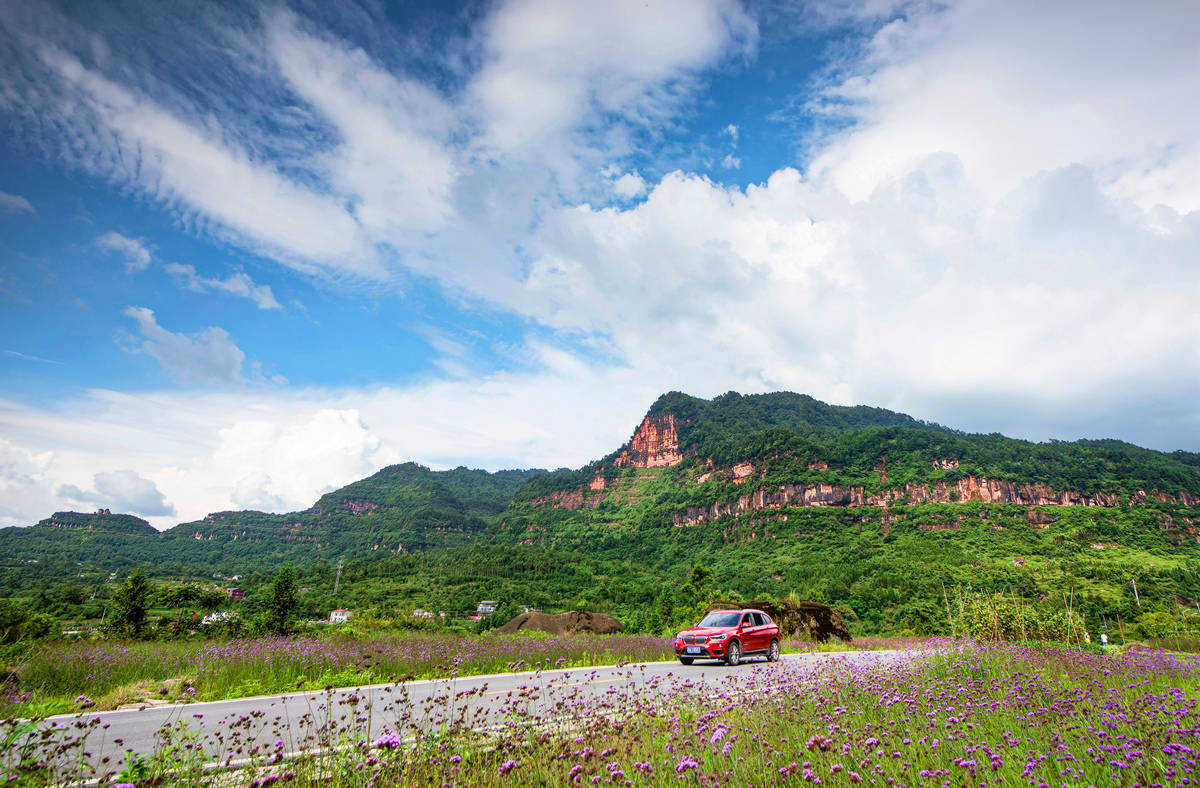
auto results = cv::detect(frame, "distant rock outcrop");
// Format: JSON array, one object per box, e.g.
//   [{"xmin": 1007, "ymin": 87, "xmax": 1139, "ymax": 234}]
[
  {"xmin": 35, "ymin": 511, "xmax": 157, "ymax": 536},
  {"xmin": 614, "ymin": 413, "xmax": 684, "ymax": 468},
  {"xmin": 495, "ymin": 610, "xmax": 624, "ymax": 635}
]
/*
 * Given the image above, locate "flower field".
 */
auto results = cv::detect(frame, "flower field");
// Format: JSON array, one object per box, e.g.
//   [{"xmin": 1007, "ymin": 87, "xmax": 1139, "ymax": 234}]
[{"xmin": 3, "ymin": 640, "xmax": 1199, "ymax": 786}]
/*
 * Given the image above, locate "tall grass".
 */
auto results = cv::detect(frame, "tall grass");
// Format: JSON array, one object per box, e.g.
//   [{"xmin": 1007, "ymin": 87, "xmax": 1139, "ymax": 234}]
[{"xmin": 6, "ymin": 632, "xmax": 675, "ymax": 715}]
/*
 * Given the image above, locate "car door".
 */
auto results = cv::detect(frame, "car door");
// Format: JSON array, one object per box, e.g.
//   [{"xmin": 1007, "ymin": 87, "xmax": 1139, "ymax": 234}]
[
  {"xmin": 741, "ymin": 612, "xmax": 762, "ymax": 652},
  {"xmin": 750, "ymin": 612, "xmax": 769, "ymax": 651},
  {"xmin": 736, "ymin": 612, "xmax": 754, "ymax": 651},
  {"xmin": 759, "ymin": 612, "xmax": 778, "ymax": 649}
]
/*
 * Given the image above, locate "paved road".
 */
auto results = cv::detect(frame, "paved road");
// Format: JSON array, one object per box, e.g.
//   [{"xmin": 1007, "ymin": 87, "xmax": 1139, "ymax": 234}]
[{"xmin": 34, "ymin": 649, "xmax": 918, "ymax": 776}]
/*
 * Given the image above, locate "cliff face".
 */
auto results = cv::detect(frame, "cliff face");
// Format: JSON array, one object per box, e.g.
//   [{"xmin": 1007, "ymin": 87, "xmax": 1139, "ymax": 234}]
[
  {"xmin": 614, "ymin": 413, "xmax": 684, "ymax": 468},
  {"xmin": 670, "ymin": 475, "xmax": 1200, "ymax": 526}
]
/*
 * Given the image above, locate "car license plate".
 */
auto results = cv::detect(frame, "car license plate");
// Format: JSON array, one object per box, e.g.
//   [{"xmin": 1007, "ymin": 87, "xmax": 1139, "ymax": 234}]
[{"xmin": 686, "ymin": 646, "xmax": 702, "ymax": 654}]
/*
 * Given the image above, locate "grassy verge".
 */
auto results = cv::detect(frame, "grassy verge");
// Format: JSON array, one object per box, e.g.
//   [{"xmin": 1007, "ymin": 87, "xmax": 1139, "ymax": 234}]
[{"xmin": 1, "ymin": 631, "xmax": 675, "ymax": 716}]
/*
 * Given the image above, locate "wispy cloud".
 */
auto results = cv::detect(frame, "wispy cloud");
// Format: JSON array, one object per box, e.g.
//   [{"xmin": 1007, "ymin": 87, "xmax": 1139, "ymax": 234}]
[
  {"xmin": 34, "ymin": 46, "xmax": 368, "ymax": 275},
  {"xmin": 164, "ymin": 263, "xmax": 281, "ymax": 310},
  {"xmin": 95, "ymin": 231, "xmax": 152, "ymax": 273},
  {"xmin": 0, "ymin": 192, "xmax": 34, "ymax": 213},
  {"xmin": 121, "ymin": 306, "xmax": 246, "ymax": 386},
  {"xmin": 265, "ymin": 11, "xmax": 459, "ymax": 244},
  {"xmin": 5, "ymin": 350, "xmax": 63, "ymax": 365}
]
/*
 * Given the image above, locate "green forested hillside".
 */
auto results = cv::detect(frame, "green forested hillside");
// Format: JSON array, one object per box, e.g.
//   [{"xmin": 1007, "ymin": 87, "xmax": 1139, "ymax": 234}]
[{"xmin": 3, "ymin": 391, "xmax": 1200, "ymax": 636}]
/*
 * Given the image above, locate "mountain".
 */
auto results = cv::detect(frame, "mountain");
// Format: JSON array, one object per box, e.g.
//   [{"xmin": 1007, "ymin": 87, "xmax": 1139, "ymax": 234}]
[
  {"xmin": 3, "ymin": 391, "xmax": 1200, "ymax": 634},
  {"xmin": 36, "ymin": 510, "xmax": 159, "ymax": 536},
  {"xmin": 0, "ymin": 464, "xmax": 543, "ymax": 600}
]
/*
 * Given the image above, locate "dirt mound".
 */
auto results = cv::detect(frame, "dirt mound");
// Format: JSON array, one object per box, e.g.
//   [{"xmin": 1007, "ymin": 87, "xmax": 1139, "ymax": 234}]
[
  {"xmin": 495, "ymin": 610, "xmax": 624, "ymax": 636},
  {"xmin": 708, "ymin": 598, "xmax": 852, "ymax": 643}
]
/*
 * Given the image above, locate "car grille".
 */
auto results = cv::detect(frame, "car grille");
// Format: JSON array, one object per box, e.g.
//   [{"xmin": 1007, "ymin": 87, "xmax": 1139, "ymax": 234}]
[{"xmin": 684, "ymin": 636, "xmax": 705, "ymax": 645}]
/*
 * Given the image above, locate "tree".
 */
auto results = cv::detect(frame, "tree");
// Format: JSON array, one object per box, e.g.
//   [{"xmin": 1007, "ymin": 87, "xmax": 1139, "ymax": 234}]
[
  {"xmin": 107, "ymin": 570, "xmax": 151, "ymax": 638},
  {"xmin": 265, "ymin": 566, "xmax": 298, "ymax": 635},
  {"xmin": 0, "ymin": 599, "xmax": 29, "ymax": 644}
]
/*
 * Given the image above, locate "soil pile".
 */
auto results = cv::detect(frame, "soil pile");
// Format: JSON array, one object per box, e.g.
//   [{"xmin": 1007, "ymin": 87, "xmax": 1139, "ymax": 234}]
[{"xmin": 495, "ymin": 610, "xmax": 624, "ymax": 635}]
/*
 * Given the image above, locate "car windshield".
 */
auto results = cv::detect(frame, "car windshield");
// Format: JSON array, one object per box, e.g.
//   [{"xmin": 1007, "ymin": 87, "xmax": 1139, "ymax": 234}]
[{"xmin": 698, "ymin": 612, "xmax": 742, "ymax": 628}]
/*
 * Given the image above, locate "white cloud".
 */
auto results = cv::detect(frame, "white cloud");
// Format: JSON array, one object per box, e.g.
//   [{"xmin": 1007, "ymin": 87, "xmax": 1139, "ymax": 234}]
[
  {"xmin": 0, "ymin": 192, "xmax": 34, "ymax": 213},
  {"xmin": 0, "ymin": 437, "xmax": 55, "ymax": 527},
  {"xmin": 611, "ymin": 172, "xmax": 648, "ymax": 200},
  {"xmin": 34, "ymin": 47, "xmax": 369, "ymax": 275},
  {"xmin": 513, "ymin": 155, "xmax": 1200, "ymax": 439},
  {"xmin": 808, "ymin": 0, "xmax": 1200, "ymax": 214},
  {"xmin": 121, "ymin": 306, "xmax": 246, "ymax": 386},
  {"xmin": 95, "ymin": 231, "xmax": 152, "ymax": 273},
  {"xmin": 164, "ymin": 263, "xmax": 281, "ymax": 310},
  {"xmin": 468, "ymin": 0, "xmax": 756, "ymax": 161},
  {"xmin": 721, "ymin": 154, "xmax": 741, "ymax": 169},
  {"xmin": 265, "ymin": 12, "xmax": 459, "ymax": 243},
  {"xmin": 58, "ymin": 469, "xmax": 175, "ymax": 517},
  {"xmin": 206, "ymin": 408, "xmax": 386, "ymax": 515}
]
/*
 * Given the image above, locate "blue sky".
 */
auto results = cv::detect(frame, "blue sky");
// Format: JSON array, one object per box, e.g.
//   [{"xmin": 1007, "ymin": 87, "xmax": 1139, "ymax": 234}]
[{"xmin": 1, "ymin": 0, "xmax": 1198, "ymax": 528}]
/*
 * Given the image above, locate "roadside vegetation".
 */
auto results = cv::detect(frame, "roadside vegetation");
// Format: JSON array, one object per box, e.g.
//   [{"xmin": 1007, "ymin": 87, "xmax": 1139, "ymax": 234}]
[
  {"xmin": 4, "ymin": 640, "xmax": 1197, "ymax": 786},
  {"xmin": 1, "ymin": 632, "xmax": 676, "ymax": 717}
]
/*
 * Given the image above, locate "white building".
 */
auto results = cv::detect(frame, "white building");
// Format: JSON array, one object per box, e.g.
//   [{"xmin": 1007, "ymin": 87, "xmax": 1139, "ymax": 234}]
[{"xmin": 330, "ymin": 609, "xmax": 351, "ymax": 623}]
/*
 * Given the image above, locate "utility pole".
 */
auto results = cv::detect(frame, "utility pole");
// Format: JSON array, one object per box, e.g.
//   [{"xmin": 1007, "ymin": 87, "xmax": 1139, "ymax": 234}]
[
  {"xmin": 1131, "ymin": 578, "xmax": 1141, "ymax": 608},
  {"xmin": 333, "ymin": 559, "xmax": 344, "ymax": 596}
]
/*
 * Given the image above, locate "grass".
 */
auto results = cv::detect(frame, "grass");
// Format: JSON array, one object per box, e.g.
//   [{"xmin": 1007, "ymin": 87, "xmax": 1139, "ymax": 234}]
[
  {"xmin": 3, "ymin": 639, "xmax": 1198, "ymax": 786},
  {"xmin": 2, "ymin": 631, "xmax": 675, "ymax": 716}
]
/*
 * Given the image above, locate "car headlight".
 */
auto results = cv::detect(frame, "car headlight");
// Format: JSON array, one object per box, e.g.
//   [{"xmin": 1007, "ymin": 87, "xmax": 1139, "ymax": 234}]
[{"xmin": 708, "ymin": 633, "xmax": 727, "ymax": 642}]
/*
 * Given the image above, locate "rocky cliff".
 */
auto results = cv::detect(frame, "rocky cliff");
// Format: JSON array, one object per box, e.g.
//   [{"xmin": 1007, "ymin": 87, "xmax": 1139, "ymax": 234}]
[
  {"xmin": 670, "ymin": 475, "xmax": 1200, "ymax": 526},
  {"xmin": 613, "ymin": 413, "xmax": 684, "ymax": 468}
]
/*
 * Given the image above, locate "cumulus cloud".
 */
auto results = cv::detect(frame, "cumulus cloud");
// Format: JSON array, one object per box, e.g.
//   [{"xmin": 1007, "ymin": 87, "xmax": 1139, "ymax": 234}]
[
  {"xmin": 0, "ymin": 437, "xmax": 55, "ymax": 527},
  {"xmin": 0, "ymin": 363, "xmax": 660, "ymax": 528},
  {"xmin": 95, "ymin": 232, "xmax": 152, "ymax": 273},
  {"xmin": 611, "ymin": 172, "xmax": 648, "ymax": 200},
  {"xmin": 808, "ymin": 0, "xmax": 1200, "ymax": 214},
  {"xmin": 121, "ymin": 306, "xmax": 245, "ymax": 386},
  {"xmin": 0, "ymin": 192, "xmax": 34, "ymax": 213},
  {"xmin": 58, "ymin": 469, "xmax": 175, "ymax": 516},
  {"xmin": 164, "ymin": 263, "xmax": 281, "ymax": 310}
]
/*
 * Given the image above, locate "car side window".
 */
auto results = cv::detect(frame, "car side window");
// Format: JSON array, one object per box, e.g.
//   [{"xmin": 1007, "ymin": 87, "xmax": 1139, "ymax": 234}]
[
  {"xmin": 740, "ymin": 613, "xmax": 751, "ymax": 627},
  {"xmin": 752, "ymin": 612, "xmax": 765, "ymax": 626},
  {"xmin": 760, "ymin": 613, "xmax": 773, "ymax": 627}
]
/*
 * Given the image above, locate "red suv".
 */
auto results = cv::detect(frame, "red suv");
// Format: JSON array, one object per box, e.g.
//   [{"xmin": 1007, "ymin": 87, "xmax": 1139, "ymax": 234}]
[{"xmin": 674, "ymin": 609, "xmax": 781, "ymax": 665}]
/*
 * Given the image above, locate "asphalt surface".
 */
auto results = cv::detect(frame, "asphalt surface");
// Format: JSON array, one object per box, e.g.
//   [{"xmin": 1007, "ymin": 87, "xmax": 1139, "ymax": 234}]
[{"xmin": 33, "ymin": 649, "xmax": 917, "ymax": 775}]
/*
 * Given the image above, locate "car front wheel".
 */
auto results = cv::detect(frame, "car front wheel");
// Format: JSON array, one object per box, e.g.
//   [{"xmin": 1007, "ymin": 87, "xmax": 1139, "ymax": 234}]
[
  {"xmin": 767, "ymin": 639, "xmax": 780, "ymax": 662},
  {"xmin": 725, "ymin": 641, "xmax": 741, "ymax": 666}
]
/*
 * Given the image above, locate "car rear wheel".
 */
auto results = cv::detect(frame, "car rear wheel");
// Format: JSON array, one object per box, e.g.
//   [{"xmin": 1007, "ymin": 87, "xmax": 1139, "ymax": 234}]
[
  {"xmin": 767, "ymin": 639, "xmax": 780, "ymax": 662},
  {"xmin": 678, "ymin": 657, "xmax": 694, "ymax": 665},
  {"xmin": 725, "ymin": 641, "xmax": 741, "ymax": 666}
]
